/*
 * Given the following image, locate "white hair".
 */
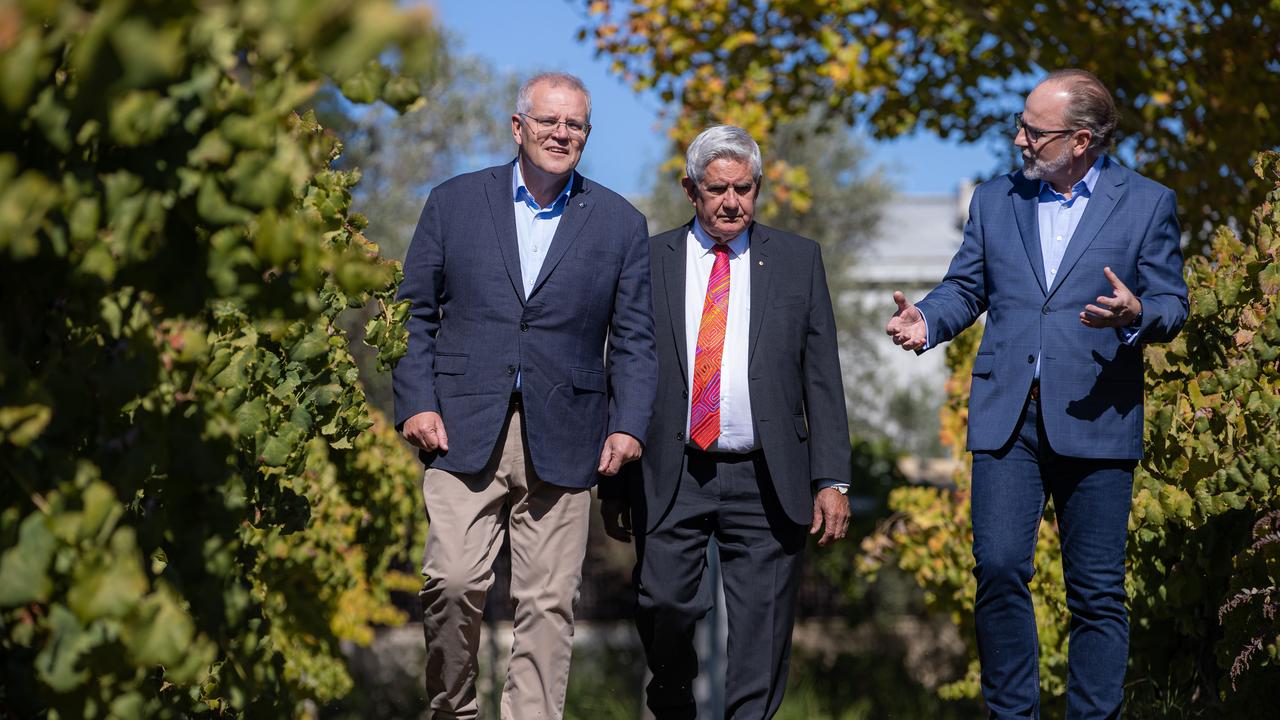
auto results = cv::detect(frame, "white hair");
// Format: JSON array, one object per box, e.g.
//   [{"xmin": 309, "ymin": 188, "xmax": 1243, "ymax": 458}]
[
  {"xmin": 685, "ymin": 125, "xmax": 763, "ymax": 185},
  {"xmin": 515, "ymin": 72, "xmax": 592, "ymax": 121}
]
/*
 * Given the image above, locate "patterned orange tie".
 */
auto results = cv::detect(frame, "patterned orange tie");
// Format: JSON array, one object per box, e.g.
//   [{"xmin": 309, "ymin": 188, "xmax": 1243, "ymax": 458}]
[{"xmin": 690, "ymin": 244, "xmax": 731, "ymax": 449}]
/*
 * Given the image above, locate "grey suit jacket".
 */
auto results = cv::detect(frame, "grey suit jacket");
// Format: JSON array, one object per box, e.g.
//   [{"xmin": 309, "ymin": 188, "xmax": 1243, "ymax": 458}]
[{"xmin": 610, "ymin": 221, "xmax": 850, "ymax": 531}]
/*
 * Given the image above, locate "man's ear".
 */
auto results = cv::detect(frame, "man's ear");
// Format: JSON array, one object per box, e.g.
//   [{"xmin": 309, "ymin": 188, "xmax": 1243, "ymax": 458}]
[
  {"xmin": 1073, "ymin": 129, "xmax": 1093, "ymax": 157},
  {"xmin": 681, "ymin": 177, "xmax": 698, "ymax": 204}
]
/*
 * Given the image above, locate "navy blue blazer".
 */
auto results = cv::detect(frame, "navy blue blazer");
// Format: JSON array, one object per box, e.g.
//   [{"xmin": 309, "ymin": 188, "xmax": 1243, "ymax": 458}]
[
  {"xmin": 917, "ymin": 159, "xmax": 1188, "ymax": 460},
  {"xmin": 393, "ymin": 162, "xmax": 657, "ymax": 489}
]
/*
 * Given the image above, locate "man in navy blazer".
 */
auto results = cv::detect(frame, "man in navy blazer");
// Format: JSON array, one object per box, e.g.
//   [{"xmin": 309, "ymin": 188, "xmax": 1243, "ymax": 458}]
[
  {"xmin": 393, "ymin": 72, "xmax": 656, "ymax": 720},
  {"xmin": 887, "ymin": 69, "xmax": 1187, "ymax": 718}
]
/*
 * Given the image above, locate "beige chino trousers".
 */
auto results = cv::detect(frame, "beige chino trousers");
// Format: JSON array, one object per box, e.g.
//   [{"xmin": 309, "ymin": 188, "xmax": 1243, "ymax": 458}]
[{"xmin": 420, "ymin": 399, "xmax": 592, "ymax": 720}]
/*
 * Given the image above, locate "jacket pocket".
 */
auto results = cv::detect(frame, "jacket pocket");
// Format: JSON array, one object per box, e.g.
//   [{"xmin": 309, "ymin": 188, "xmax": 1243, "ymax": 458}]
[
  {"xmin": 434, "ymin": 353, "xmax": 468, "ymax": 375},
  {"xmin": 793, "ymin": 414, "xmax": 809, "ymax": 440},
  {"xmin": 571, "ymin": 367, "xmax": 606, "ymax": 393},
  {"xmin": 971, "ymin": 352, "xmax": 995, "ymax": 377}
]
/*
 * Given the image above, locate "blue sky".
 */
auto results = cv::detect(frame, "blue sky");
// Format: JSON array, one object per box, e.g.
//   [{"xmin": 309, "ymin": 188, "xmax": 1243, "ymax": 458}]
[{"xmin": 428, "ymin": 0, "xmax": 1008, "ymax": 197}]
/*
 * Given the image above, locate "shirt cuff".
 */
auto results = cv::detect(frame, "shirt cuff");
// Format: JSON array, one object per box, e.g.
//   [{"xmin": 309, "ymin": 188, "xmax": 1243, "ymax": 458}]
[
  {"xmin": 1118, "ymin": 324, "xmax": 1142, "ymax": 346},
  {"xmin": 919, "ymin": 309, "xmax": 931, "ymax": 351},
  {"xmin": 815, "ymin": 478, "xmax": 849, "ymax": 491}
]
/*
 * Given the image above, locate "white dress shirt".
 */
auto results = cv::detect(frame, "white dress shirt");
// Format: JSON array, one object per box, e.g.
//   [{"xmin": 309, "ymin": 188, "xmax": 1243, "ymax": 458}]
[{"xmin": 685, "ymin": 221, "xmax": 757, "ymax": 452}]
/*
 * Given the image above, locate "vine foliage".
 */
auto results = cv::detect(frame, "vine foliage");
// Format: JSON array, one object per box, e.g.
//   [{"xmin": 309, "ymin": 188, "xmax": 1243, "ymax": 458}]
[{"xmin": 0, "ymin": 1, "xmax": 428, "ymax": 715}]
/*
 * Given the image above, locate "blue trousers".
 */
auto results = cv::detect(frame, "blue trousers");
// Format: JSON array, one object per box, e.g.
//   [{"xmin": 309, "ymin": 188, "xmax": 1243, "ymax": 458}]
[{"xmin": 971, "ymin": 393, "xmax": 1134, "ymax": 719}]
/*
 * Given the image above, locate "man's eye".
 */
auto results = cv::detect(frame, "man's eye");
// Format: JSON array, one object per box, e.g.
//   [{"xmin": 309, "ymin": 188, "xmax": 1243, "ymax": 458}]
[
  {"xmin": 566, "ymin": 122, "xmax": 584, "ymax": 133},
  {"xmin": 735, "ymin": 185, "xmax": 754, "ymax": 194},
  {"xmin": 537, "ymin": 118, "xmax": 557, "ymax": 128}
]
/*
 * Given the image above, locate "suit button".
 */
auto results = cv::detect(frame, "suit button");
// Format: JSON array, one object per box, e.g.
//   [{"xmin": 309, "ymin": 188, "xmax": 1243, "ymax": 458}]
[
  {"xmin": 675, "ymin": 432, "xmax": 684, "ymax": 441},
  {"xmin": 506, "ymin": 365, "xmax": 516, "ymax": 376},
  {"xmin": 682, "ymin": 389, "xmax": 689, "ymax": 399},
  {"xmin": 1042, "ymin": 306, "xmax": 1050, "ymax": 315},
  {"xmin": 1027, "ymin": 354, "xmax": 1035, "ymax": 363},
  {"xmin": 520, "ymin": 322, "xmax": 529, "ymax": 332}
]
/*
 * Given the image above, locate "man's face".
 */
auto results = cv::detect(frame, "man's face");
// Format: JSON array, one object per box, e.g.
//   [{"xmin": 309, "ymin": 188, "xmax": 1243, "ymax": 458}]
[
  {"xmin": 682, "ymin": 157, "xmax": 758, "ymax": 244},
  {"xmin": 1015, "ymin": 81, "xmax": 1078, "ymax": 181},
  {"xmin": 511, "ymin": 82, "xmax": 590, "ymax": 179}
]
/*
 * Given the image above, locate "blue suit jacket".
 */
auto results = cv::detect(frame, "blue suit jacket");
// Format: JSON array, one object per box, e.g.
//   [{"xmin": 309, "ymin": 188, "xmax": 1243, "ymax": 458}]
[
  {"xmin": 916, "ymin": 159, "xmax": 1188, "ymax": 459},
  {"xmin": 392, "ymin": 162, "xmax": 657, "ymax": 488}
]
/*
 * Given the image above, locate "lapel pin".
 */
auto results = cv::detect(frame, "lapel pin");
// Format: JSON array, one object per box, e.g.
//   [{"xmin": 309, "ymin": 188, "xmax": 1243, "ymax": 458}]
[
  {"xmin": 758, "ymin": 260, "xmax": 764, "ymax": 266},
  {"xmin": 578, "ymin": 201, "xmax": 585, "ymax": 208}
]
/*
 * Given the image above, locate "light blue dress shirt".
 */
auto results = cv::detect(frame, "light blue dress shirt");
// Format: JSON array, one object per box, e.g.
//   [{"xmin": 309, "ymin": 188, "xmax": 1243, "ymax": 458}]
[{"xmin": 512, "ymin": 159, "xmax": 573, "ymax": 388}]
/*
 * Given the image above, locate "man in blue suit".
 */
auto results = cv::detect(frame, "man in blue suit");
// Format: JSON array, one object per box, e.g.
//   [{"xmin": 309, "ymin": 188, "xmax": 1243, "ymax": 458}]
[
  {"xmin": 887, "ymin": 69, "xmax": 1187, "ymax": 718},
  {"xmin": 393, "ymin": 72, "xmax": 656, "ymax": 720}
]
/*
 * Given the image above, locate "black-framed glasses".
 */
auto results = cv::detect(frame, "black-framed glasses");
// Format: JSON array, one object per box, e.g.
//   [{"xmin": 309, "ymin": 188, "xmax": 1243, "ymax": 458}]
[
  {"xmin": 517, "ymin": 112, "xmax": 591, "ymax": 139},
  {"xmin": 1014, "ymin": 112, "xmax": 1077, "ymax": 143}
]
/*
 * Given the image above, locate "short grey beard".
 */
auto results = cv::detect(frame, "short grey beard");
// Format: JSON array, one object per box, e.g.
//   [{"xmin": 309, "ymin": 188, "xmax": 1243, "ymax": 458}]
[{"xmin": 1022, "ymin": 149, "xmax": 1071, "ymax": 181}]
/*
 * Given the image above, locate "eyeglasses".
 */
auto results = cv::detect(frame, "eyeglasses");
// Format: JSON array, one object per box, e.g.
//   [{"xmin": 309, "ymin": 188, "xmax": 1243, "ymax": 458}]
[
  {"xmin": 1014, "ymin": 112, "xmax": 1077, "ymax": 143},
  {"xmin": 517, "ymin": 112, "xmax": 591, "ymax": 139}
]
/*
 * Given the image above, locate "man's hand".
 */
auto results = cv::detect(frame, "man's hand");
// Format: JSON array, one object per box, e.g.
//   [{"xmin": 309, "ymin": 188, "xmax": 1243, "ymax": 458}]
[
  {"xmin": 1081, "ymin": 267, "xmax": 1143, "ymax": 329},
  {"xmin": 598, "ymin": 432, "xmax": 642, "ymax": 476},
  {"xmin": 886, "ymin": 291, "xmax": 927, "ymax": 351},
  {"xmin": 402, "ymin": 411, "xmax": 449, "ymax": 452},
  {"xmin": 600, "ymin": 496, "xmax": 632, "ymax": 543},
  {"xmin": 810, "ymin": 487, "xmax": 851, "ymax": 547}
]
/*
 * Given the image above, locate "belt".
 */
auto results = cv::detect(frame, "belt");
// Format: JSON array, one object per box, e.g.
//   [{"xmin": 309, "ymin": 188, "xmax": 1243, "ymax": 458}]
[
  {"xmin": 1029, "ymin": 379, "xmax": 1040, "ymax": 401},
  {"xmin": 684, "ymin": 447, "xmax": 763, "ymax": 464}
]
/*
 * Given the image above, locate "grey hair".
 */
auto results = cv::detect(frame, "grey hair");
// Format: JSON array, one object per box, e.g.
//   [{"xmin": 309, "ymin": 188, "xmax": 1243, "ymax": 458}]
[
  {"xmin": 685, "ymin": 125, "xmax": 763, "ymax": 186},
  {"xmin": 1042, "ymin": 69, "xmax": 1118, "ymax": 151},
  {"xmin": 515, "ymin": 72, "xmax": 592, "ymax": 122}
]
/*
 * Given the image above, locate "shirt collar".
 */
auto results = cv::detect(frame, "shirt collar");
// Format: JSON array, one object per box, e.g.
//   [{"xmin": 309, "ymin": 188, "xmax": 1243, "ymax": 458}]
[
  {"xmin": 1039, "ymin": 154, "xmax": 1107, "ymax": 202},
  {"xmin": 691, "ymin": 219, "xmax": 749, "ymax": 258},
  {"xmin": 513, "ymin": 158, "xmax": 573, "ymax": 211}
]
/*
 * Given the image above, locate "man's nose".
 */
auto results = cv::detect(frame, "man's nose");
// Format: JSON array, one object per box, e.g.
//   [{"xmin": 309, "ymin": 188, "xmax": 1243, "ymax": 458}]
[
  {"xmin": 549, "ymin": 121, "xmax": 570, "ymax": 140},
  {"xmin": 1013, "ymin": 129, "xmax": 1029, "ymax": 148}
]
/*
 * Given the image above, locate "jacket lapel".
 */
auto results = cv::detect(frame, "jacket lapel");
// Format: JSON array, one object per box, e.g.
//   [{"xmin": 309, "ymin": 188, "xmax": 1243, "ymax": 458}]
[
  {"xmin": 1046, "ymin": 159, "xmax": 1127, "ymax": 301},
  {"xmin": 482, "ymin": 162, "xmax": 525, "ymax": 303},
  {"xmin": 1011, "ymin": 173, "xmax": 1049, "ymax": 296},
  {"xmin": 747, "ymin": 223, "xmax": 771, "ymax": 363},
  {"xmin": 664, "ymin": 224, "xmax": 691, "ymax": 386},
  {"xmin": 529, "ymin": 174, "xmax": 593, "ymax": 298}
]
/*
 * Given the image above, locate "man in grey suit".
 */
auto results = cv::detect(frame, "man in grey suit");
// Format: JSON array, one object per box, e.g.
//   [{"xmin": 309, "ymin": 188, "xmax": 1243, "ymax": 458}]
[
  {"xmin": 601, "ymin": 125, "xmax": 852, "ymax": 719},
  {"xmin": 394, "ymin": 72, "xmax": 656, "ymax": 720},
  {"xmin": 887, "ymin": 69, "xmax": 1187, "ymax": 718}
]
